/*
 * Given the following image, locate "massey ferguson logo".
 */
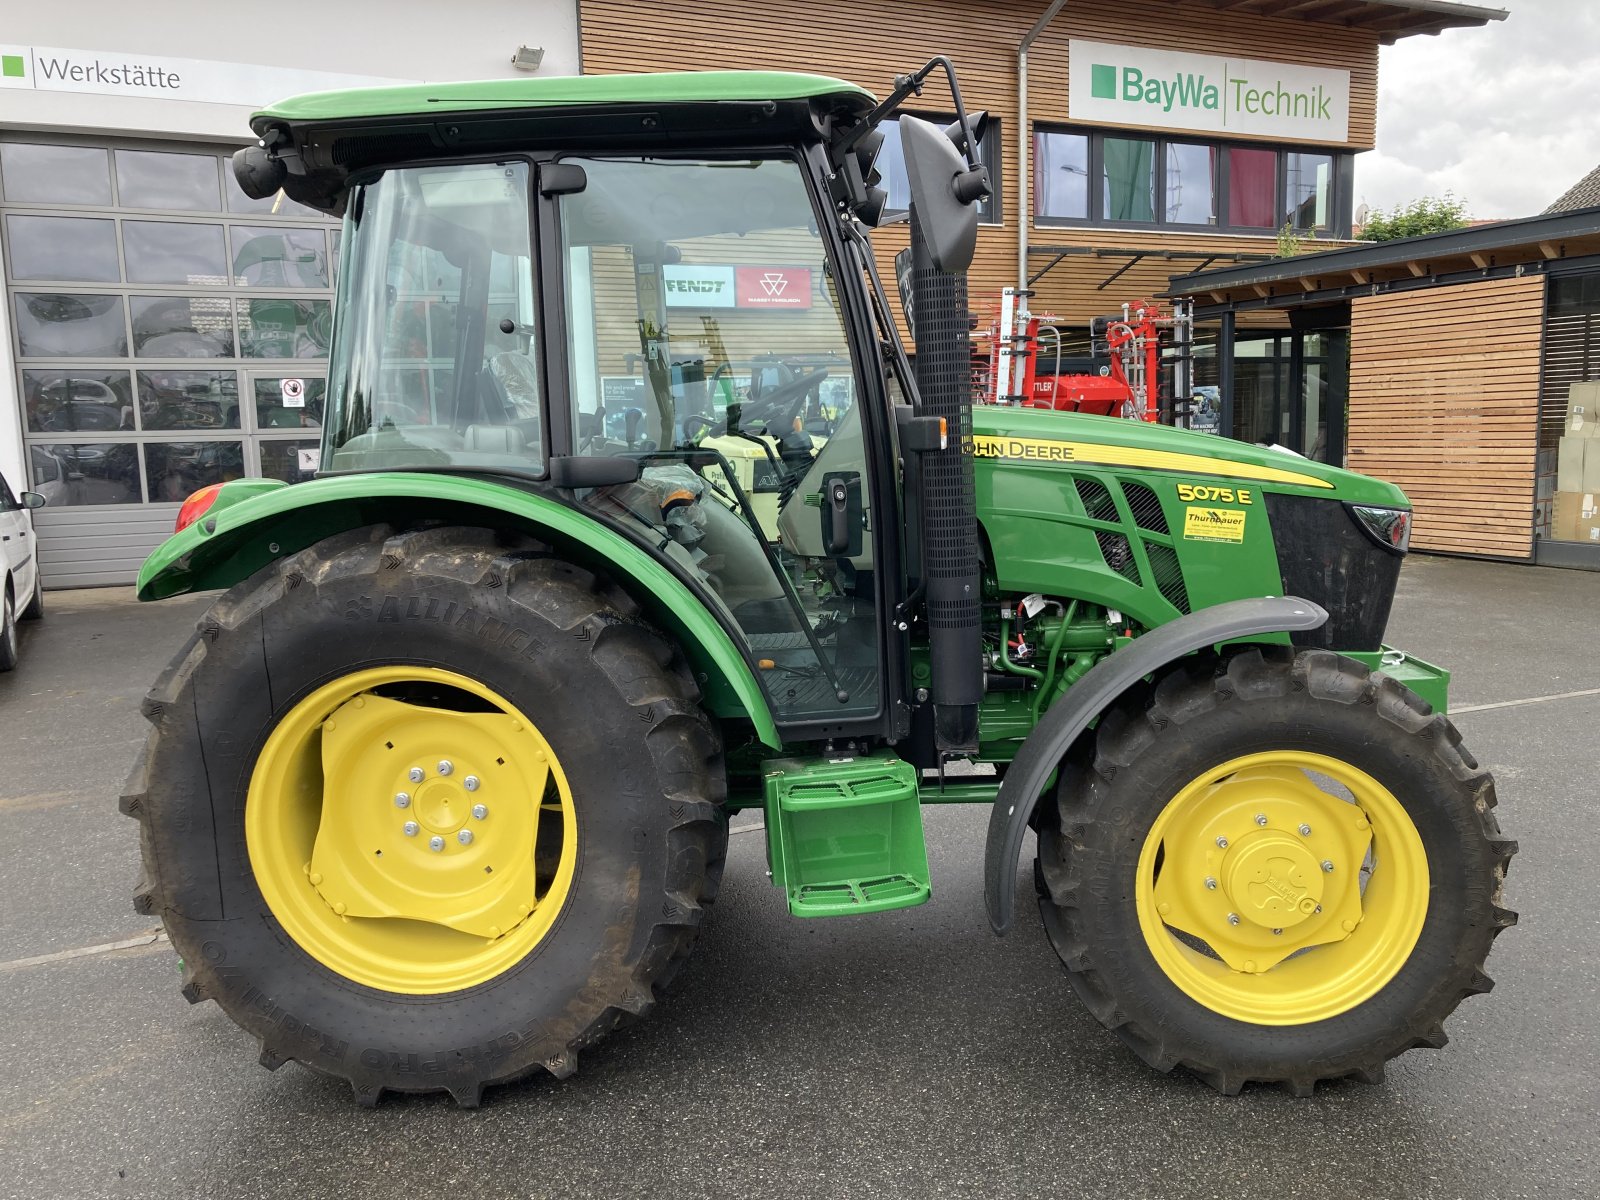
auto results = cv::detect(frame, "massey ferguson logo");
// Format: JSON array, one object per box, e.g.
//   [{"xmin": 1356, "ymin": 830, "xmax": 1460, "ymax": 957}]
[
  {"xmin": 736, "ymin": 266, "xmax": 811, "ymax": 309},
  {"xmin": 758, "ymin": 272, "xmax": 789, "ymax": 298}
]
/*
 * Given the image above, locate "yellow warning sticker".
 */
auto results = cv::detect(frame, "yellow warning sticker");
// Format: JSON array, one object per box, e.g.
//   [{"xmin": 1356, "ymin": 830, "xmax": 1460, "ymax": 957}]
[{"xmin": 1183, "ymin": 506, "xmax": 1247, "ymax": 543}]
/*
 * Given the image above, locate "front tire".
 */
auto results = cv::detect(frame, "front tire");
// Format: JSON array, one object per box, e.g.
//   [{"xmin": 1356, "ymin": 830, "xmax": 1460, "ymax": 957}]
[
  {"xmin": 0, "ymin": 586, "xmax": 18, "ymax": 672},
  {"xmin": 1037, "ymin": 646, "xmax": 1516, "ymax": 1095},
  {"xmin": 122, "ymin": 525, "xmax": 727, "ymax": 1106}
]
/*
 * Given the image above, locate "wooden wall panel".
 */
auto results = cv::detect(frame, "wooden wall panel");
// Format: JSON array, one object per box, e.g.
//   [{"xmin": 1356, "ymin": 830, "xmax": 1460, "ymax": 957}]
[
  {"xmin": 578, "ymin": 0, "xmax": 1380, "ymax": 332},
  {"xmin": 1347, "ymin": 277, "xmax": 1545, "ymax": 559}
]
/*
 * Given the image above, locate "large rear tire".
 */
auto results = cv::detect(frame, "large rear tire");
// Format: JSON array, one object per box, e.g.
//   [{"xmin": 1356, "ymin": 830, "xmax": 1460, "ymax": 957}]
[
  {"xmin": 122, "ymin": 524, "xmax": 727, "ymax": 1106},
  {"xmin": 1036, "ymin": 646, "xmax": 1516, "ymax": 1095}
]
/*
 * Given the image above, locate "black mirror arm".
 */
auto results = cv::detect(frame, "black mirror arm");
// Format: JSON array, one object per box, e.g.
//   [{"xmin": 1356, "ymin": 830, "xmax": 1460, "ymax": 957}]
[{"xmin": 838, "ymin": 55, "xmax": 984, "ymax": 174}]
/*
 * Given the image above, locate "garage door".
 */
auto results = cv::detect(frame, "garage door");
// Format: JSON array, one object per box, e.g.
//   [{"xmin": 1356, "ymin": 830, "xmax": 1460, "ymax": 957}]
[{"xmin": 1, "ymin": 135, "xmax": 339, "ymax": 587}]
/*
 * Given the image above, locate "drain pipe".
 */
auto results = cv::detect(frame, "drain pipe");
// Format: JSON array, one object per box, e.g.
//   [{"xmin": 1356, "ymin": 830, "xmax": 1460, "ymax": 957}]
[{"xmin": 1017, "ymin": 0, "xmax": 1070, "ymax": 291}]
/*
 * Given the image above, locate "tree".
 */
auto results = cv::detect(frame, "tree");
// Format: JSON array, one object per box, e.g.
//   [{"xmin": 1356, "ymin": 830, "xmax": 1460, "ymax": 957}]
[{"xmin": 1360, "ymin": 194, "xmax": 1469, "ymax": 241}]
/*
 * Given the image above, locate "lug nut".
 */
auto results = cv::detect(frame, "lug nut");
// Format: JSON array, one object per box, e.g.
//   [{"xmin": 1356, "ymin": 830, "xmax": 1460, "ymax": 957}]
[
  {"xmin": 1298, "ymin": 823, "xmax": 1312, "ymax": 837},
  {"xmin": 429, "ymin": 836, "xmax": 445, "ymax": 852},
  {"xmin": 1322, "ymin": 860, "xmax": 1335, "ymax": 873},
  {"xmin": 1226, "ymin": 912, "xmax": 1241, "ymax": 926},
  {"xmin": 472, "ymin": 804, "xmax": 488, "ymax": 820},
  {"xmin": 457, "ymin": 829, "xmax": 474, "ymax": 846},
  {"xmin": 409, "ymin": 767, "xmax": 425, "ymax": 783},
  {"xmin": 1272, "ymin": 928, "xmax": 1283, "ymax": 935},
  {"xmin": 464, "ymin": 775, "xmax": 480, "ymax": 792},
  {"xmin": 394, "ymin": 792, "xmax": 411, "ymax": 809},
  {"xmin": 1215, "ymin": 836, "xmax": 1229, "ymax": 849},
  {"xmin": 437, "ymin": 759, "xmax": 454, "ymax": 776},
  {"xmin": 1254, "ymin": 813, "xmax": 1268, "ymax": 827},
  {"xmin": 1204, "ymin": 876, "xmax": 1217, "ymax": 890},
  {"xmin": 402, "ymin": 821, "xmax": 419, "ymax": 837}
]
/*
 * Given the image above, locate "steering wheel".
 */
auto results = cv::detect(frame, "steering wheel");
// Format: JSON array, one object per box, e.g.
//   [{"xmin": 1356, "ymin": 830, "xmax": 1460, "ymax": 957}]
[{"xmin": 713, "ymin": 366, "xmax": 830, "ymax": 439}]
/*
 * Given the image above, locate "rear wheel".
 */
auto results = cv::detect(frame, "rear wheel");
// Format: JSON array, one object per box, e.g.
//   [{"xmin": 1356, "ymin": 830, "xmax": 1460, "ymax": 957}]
[
  {"xmin": 0, "ymin": 586, "xmax": 17, "ymax": 672},
  {"xmin": 122, "ymin": 525, "xmax": 727, "ymax": 1106},
  {"xmin": 1037, "ymin": 646, "xmax": 1516, "ymax": 1095}
]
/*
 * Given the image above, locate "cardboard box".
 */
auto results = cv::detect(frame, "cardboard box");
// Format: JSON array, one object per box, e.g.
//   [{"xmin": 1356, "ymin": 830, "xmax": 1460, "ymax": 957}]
[
  {"xmin": 1588, "ymin": 439, "xmax": 1600, "ymax": 493},
  {"xmin": 1569, "ymin": 382, "xmax": 1600, "ymax": 438},
  {"xmin": 1551, "ymin": 490, "xmax": 1600, "ymax": 543},
  {"xmin": 1558, "ymin": 436, "xmax": 1587, "ymax": 491}
]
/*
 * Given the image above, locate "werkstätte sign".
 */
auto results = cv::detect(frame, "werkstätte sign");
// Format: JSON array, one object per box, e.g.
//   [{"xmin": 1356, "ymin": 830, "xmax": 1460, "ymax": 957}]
[
  {"xmin": 0, "ymin": 43, "xmax": 416, "ymax": 107},
  {"xmin": 1067, "ymin": 39, "xmax": 1350, "ymax": 143}
]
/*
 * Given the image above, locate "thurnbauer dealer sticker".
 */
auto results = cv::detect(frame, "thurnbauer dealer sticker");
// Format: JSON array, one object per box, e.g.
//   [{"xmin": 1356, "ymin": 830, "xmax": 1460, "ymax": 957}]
[{"xmin": 1183, "ymin": 506, "xmax": 1247, "ymax": 543}]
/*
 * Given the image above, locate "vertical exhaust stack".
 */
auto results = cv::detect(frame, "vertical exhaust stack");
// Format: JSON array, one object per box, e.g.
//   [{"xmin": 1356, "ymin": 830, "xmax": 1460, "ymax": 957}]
[{"xmin": 909, "ymin": 201, "xmax": 982, "ymax": 755}]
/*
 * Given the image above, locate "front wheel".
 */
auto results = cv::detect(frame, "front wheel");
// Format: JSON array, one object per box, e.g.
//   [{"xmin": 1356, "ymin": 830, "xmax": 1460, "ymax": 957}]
[
  {"xmin": 1037, "ymin": 647, "xmax": 1516, "ymax": 1095},
  {"xmin": 123, "ymin": 525, "xmax": 727, "ymax": 1106}
]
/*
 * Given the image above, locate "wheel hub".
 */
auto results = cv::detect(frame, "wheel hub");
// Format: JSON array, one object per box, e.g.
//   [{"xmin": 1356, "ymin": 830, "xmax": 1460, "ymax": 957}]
[{"xmin": 1222, "ymin": 831, "xmax": 1324, "ymax": 931}]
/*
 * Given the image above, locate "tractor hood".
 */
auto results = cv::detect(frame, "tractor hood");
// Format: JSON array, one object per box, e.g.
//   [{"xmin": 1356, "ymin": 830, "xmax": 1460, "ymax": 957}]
[{"xmin": 969, "ymin": 406, "xmax": 1408, "ymax": 508}]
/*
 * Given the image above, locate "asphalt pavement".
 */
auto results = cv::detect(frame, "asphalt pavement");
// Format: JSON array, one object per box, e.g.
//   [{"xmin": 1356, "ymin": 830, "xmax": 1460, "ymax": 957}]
[{"xmin": 0, "ymin": 555, "xmax": 1593, "ymax": 1199}]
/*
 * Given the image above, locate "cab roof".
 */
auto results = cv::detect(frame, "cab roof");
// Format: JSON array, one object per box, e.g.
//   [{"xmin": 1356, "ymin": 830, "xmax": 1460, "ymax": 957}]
[{"xmin": 254, "ymin": 70, "xmax": 875, "ymax": 127}]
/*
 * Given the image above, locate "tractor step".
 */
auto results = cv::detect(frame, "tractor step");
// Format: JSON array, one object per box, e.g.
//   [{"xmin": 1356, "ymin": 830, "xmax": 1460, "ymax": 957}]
[{"xmin": 762, "ymin": 753, "xmax": 930, "ymax": 918}]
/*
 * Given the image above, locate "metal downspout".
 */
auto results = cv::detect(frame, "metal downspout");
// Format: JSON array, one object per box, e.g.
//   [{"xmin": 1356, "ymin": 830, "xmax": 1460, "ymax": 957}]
[{"xmin": 1018, "ymin": 0, "xmax": 1069, "ymax": 291}]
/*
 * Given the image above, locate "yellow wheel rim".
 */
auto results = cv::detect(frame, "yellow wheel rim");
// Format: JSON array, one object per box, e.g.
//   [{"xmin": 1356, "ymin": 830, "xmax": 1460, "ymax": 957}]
[
  {"xmin": 246, "ymin": 666, "xmax": 578, "ymax": 994},
  {"xmin": 1136, "ymin": 751, "xmax": 1429, "ymax": 1025}
]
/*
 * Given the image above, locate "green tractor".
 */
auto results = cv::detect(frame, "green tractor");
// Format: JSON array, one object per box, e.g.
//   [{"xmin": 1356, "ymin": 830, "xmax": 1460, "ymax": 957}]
[{"xmin": 125, "ymin": 60, "xmax": 1515, "ymax": 1106}]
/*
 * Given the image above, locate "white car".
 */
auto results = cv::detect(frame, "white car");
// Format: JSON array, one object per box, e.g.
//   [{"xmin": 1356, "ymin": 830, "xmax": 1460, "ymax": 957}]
[{"xmin": 0, "ymin": 471, "xmax": 46, "ymax": 672}]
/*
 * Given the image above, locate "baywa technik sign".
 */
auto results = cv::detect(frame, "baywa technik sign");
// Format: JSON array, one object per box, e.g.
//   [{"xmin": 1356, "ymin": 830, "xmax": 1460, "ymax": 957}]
[
  {"xmin": 1068, "ymin": 39, "xmax": 1350, "ymax": 142},
  {"xmin": 0, "ymin": 43, "xmax": 413, "ymax": 107}
]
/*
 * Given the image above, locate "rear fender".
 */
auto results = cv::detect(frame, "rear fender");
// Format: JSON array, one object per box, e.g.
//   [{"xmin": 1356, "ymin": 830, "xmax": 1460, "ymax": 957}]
[
  {"xmin": 137, "ymin": 474, "xmax": 780, "ymax": 748},
  {"xmin": 983, "ymin": 595, "xmax": 1329, "ymax": 934}
]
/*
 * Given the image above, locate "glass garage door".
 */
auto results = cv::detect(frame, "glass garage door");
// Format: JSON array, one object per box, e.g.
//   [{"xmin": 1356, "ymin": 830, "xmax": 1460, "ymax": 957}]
[{"xmin": 0, "ymin": 135, "xmax": 339, "ymax": 587}]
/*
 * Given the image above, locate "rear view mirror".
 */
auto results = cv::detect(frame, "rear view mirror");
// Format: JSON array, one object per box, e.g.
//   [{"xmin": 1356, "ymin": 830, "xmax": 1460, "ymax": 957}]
[
  {"xmin": 20, "ymin": 491, "xmax": 46, "ymax": 510},
  {"xmin": 898, "ymin": 115, "xmax": 990, "ymax": 274}
]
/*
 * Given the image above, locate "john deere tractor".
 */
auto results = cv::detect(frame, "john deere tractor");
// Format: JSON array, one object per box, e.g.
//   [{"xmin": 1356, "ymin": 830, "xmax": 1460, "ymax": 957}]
[{"xmin": 125, "ymin": 60, "xmax": 1515, "ymax": 1106}]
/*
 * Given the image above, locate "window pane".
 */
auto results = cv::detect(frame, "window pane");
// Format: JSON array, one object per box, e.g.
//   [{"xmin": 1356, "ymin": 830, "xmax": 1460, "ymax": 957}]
[
  {"xmin": 238, "ymin": 297, "xmax": 332, "ymax": 358},
  {"xmin": 253, "ymin": 375, "xmax": 326, "ymax": 428},
  {"xmin": 6, "ymin": 215, "xmax": 121, "ymax": 282},
  {"xmin": 130, "ymin": 295, "xmax": 235, "ymax": 358},
  {"xmin": 137, "ymin": 369, "xmax": 241, "ymax": 430},
  {"xmin": 22, "ymin": 370, "xmax": 134, "ymax": 433},
  {"xmin": 1103, "ymin": 138, "xmax": 1156, "ymax": 222},
  {"xmin": 0, "ymin": 144, "xmax": 112, "ymax": 206},
  {"xmin": 227, "ymin": 181, "xmax": 322, "ymax": 218},
  {"xmin": 145, "ymin": 442, "xmax": 245, "ymax": 502},
  {"xmin": 1228, "ymin": 147, "xmax": 1277, "ymax": 228},
  {"xmin": 879, "ymin": 116, "xmax": 997, "ymax": 221},
  {"xmin": 1286, "ymin": 152, "xmax": 1333, "ymax": 231},
  {"xmin": 30, "ymin": 443, "xmax": 142, "ymax": 505},
  {"xmin": 1165, "ymin": 142, "xmax": 1217, "ymax": 225},
  {"xmin": 258, "ymin": 438, "xmax": 322, "ymax": 483},
  {"xmin": 115, "ymin": 150, "xmax": 221, "ymax": 211},
  {"xmin": 1034, "ymin": 131, "xmax": 1089, "ymax": 220},
  {"xmin": 13, "ymin": 292, "xmax": 128, "ymax": 357},
  {"xmin": 123, "ymin": 221, "xmax": 227, "ymax": 285},
  {"xmin": 231, "ymin": 226, "xmax": 328, "ymax": 287}
]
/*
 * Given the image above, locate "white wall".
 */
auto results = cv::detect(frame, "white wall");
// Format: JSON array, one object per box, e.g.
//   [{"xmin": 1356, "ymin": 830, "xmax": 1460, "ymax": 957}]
[{"xmin": 0, "ymin": 0, "xmax": 579, "ymax": 503}]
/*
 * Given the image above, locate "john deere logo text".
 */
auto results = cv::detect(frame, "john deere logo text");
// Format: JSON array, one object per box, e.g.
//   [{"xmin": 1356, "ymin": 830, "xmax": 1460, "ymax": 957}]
[{"xmin": 972, "ymin": 435, "xmax": 1076, "ymax": 463}]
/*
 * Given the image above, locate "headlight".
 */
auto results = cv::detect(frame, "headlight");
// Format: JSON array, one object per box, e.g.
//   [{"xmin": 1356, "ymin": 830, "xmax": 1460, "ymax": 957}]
[{"xmin": 1348, "ymin": 504, "xmax": 1411, "ymax": 554}]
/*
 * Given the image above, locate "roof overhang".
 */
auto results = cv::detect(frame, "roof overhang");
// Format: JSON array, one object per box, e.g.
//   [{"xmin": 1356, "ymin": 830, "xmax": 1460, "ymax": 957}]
[{"xmin": 1202, "ymin": 0, "xmax": 1508, "ymax": 44}]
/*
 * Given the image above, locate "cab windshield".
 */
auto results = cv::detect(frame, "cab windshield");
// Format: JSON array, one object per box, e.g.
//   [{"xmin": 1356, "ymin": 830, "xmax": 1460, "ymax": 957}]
[{"xmin": 323, "ymin": 160, "xmax": 543, "ymax": 473}]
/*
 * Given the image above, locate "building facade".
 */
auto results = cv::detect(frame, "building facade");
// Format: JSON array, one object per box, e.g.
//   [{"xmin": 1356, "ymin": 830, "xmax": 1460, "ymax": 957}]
[{"xmin": 1, "ymin": 0, "xmax": 1505, "ymax": 586}]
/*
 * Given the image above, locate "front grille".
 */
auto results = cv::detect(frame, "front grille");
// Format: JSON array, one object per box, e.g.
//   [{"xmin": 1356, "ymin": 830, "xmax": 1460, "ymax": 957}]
[
  {"xmin": 1144, "ymin": 542, "xmax": 1191, "ymax": 613},
  {"xmin": 1095, "ymin": 530, "xmax": 1142, "ymax": 584},
  {"xmin": 1075, "ymin": 477, "xmax": 1120, "ymax": 523},
  {"xmin": 1265, "ymin": 493, "xmax": 1402, "ymax": 650},
  {"xmin": 1122, "ymin": 481, "xmax": 1170, "ymax": 534}
]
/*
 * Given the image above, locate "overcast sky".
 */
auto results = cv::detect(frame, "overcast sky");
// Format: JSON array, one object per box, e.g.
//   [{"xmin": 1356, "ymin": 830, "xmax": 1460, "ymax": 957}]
[{"xmin": 1355, "ymin": 0, "xmax": 1600, "ymax": 220}]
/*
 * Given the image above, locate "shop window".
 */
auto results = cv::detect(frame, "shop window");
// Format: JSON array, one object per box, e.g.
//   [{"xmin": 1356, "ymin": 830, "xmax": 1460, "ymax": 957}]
[
  {"xmin": 1227, "ymin": 147, "xmax": 1277, "ymax": 228},
  {"xmin": 130, "ymin": 295, "xmax": 236, "ymax": 358},
  {"xmin": 1164, "ymin": 142, "xmax": 1216, "ymax": 225},
  {"xmin": 1034, "ymin": 130, "xmax": 1090, "ymax": 220},
  {"xmin": 258, "ymin": 438, "xmax": 322, "ymax": 483},
  {"xmin": 237, "ymin": 297, "xmax": 332, "ymax": 358},
  {"xmin": 1103, "ymin": 138, "xmax": 1156, "ymax": 222},
  {"xmin": 31, "ymin": 443, "xmax": 142, "ymax": 505},
  {"xmin": 1285, "ymin": 152, "xmax": 1333, "ymax": 231},
  {"xmin": 123, "ymin": 220, "xmax": 228, "ymax": 285},
  {"xmin": 115, "ymin": 149, "xmax": 221, "ymax": 211},
  {"xmin": 6, "ymin": 215, "xmax": 120, "ymax": 282},
  {"xmin": 231, "ymin": 226, "xmax": 329, "ymax": 288},
  {"xmin": 145, "ymin": 441, "xmax": 245, "ymax": 502},
  {"xmin": 878, "ymin": 114, "xmax": 1001, "ymax": 223},
  {"xmin": 137, "ymin": 370, "xmax": 242, "ymax": 430},
  {"xmin": 0, "ymin": 143, "xmax": 112, "ymax": 206},
  {"xmin": 22, "ymin": 370, "xmax": 135, "ymax": 433},
  {"xmin": 13, "ymin": 292, "xmax": 128, "ymax": 358}
]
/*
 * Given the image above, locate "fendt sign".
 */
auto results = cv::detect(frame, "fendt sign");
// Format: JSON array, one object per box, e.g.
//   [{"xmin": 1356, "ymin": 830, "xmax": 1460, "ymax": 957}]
[{"xmin": 1068, "ymin": 39, "xmax": 1350, "ymax": 143}]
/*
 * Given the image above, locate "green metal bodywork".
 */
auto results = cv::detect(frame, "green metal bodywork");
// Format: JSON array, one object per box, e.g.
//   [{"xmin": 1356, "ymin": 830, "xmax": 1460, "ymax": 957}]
[
  {"xmin": 253, "ymin": 70, "xmax": 873, "ymax": 127},
  {"xmin": 136, "ymin": 473, "xmax": 781, "ymax": 748}
]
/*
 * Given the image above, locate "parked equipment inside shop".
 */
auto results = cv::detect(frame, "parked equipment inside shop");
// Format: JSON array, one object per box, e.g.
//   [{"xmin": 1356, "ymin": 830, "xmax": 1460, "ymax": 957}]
[{"xmin": 125, "ymin": 60, "xmax": 1515, "ymax": 1108}]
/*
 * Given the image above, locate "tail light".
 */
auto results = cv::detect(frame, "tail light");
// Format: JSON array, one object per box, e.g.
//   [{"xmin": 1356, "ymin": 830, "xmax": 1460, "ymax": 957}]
[
  {"xmin": 175, "ymin": 483, "xmax": 224, "ymax": 533},
  {"xmin": 1349, "ymin": 504, "xmax": 1412, "ymax": 554}
]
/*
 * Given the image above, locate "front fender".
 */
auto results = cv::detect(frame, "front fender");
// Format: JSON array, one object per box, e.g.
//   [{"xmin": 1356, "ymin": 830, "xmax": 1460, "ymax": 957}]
[
  {"xmin": 137, "ymin": 473, "xmax": 780, "ymax": 748},
  {"xmin": 983, "ymin": 596, "xmax": 1328, "ymax": 935}
]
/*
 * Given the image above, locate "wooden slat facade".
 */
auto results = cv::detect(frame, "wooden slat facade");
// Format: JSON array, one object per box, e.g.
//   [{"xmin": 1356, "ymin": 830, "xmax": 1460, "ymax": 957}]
[
  {"xmin": 577, "ymin": 0, "xmax": 1379, "ymax": 328},
  {"xmin": 1346, "ymin": 276, "xmax": 1545, "ymax": 559}
]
